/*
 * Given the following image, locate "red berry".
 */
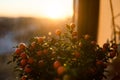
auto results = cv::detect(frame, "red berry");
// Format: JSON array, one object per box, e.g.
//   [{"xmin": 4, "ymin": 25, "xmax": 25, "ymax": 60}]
[
  {"xmin": 57, "ymin": 66, "xmax": 65, "ymax": 75},
  {"xmin": 103, "ymin": 43, "xmax": 109, "ymax": 49},
  {"xmin": 37, "ymin": 50, "xmax": 43, "ymax": 56},
  {"xmin": 53, "ymin": 60, "xmax": 61, "ymax": 69},
  {"xmin": 20, "ymin": 52, "xmax": 27, "ymax": 59},
  {"xmin": 74, "ymin": 51, "xmax": 80, "ymax": 58},
  {"xmin": 43, "ymin": 49, "xmax": 48, "ymax": 55},
  {"xmin": 24, "ymin": 65, "xmax": 32, "ymax": 73},
  {"xmin": 112, "ymin": 44, "xmax": 118, "ymax": 49},
  {"xmin": 15, "ymin": 48, "xmax": 22, "ymax": 55},
  {"xmin": 28, "ymin": 57, "xmax": 34, "ymax": 64},
  {"xmin": 91, "ymin": 41, "xmax": 97, "ymax": 46},
  {"xmin": 96, "ymin": 60, "xmax": 103, "ymax": 65},
  {"xmin": 38, "ymin": 37, "xmax": 44, "ymax": 43},
  {"xmin": 20, "ymin": 59, "xmax": 27, "ymax": 66},
  {"xmin": 109, "ymin": 51, "xmax": 116, "ymax": 58}
]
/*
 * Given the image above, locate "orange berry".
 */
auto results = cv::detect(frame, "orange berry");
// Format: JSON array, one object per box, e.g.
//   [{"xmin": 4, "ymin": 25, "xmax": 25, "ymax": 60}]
[
  {"xmin": 84, "ymin": 35, "xmax": 90, "ymax": 40},
  {"xmin": 53, "ymin": 60, "xmax": 61, "ymax": 69},
  {"xmin": 19, "ymin": 43, "xmax": 26, "ymax": 50},
  {"xmin": 38, "ymin": 37, "xmax": 44, "ymax": 43},
  {"xmin": 55, "ymin": 29, "xmax": 61, "ymax": 36},
  {"xmin": 57, "ymin": 66, "xmax": 65, "ymax": 75},
  {"xmin": 30, "ymin": 42, "xmax": 36, "ymax": 49},
  {"xmin": 70, "ymin": 23, "xmax": 75, "ymax": 29},
  {"xmin": 37, "ymin": 50, "xmax": 43, "ymax": 56}
]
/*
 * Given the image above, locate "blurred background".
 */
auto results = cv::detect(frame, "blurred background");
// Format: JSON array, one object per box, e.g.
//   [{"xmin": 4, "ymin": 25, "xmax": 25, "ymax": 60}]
[{"xmin": 0, "ymin": 0, "xmax": 120, "ymax": 80}]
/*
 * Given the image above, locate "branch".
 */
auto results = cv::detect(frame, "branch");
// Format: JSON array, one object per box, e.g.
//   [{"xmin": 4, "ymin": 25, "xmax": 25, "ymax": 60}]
[{"xmin": 110, "ymin": 0, "xmax": 116, "ymax": 43}]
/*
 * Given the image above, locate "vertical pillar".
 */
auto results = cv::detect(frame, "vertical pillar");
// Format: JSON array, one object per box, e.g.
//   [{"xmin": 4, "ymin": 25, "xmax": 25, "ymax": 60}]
[{"xmin": 74, "ymin": 0, "xmax": 99, "ymax": 40}]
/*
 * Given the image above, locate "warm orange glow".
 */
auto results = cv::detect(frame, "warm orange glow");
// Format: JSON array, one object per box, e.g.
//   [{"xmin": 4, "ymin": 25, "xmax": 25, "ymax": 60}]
[
  {"xmin": 0, "ymin": 0, "xmax": 73, "ymax": 19},
  {"xmin": 38, "ymin": 0, "xmax": 73, "ymax": 19}
]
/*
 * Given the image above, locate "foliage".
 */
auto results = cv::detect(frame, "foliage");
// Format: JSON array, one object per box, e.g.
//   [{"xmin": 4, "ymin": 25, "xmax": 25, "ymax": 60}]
[{"xmin": 8, "ymin": 23, "xmax": 118, "ymax": 80}]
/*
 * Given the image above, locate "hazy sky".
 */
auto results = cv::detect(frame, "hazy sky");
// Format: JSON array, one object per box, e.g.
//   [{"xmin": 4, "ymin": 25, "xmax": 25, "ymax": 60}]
[{"xmin": 0, "ymin": 0, "xmax": 73, "ymax": 19}]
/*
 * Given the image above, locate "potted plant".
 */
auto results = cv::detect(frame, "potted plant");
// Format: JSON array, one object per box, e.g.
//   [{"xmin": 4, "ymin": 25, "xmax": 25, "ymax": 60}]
[{"xmin": 8, "ymin": 23, "xmax": 118, "ymax": 80}]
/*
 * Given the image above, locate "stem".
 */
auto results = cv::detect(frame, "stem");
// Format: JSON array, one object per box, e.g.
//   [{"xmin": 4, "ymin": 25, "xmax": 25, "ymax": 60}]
[{"xmin": 110, "ymin": 0, "xmax": 116, "ymax": 43}]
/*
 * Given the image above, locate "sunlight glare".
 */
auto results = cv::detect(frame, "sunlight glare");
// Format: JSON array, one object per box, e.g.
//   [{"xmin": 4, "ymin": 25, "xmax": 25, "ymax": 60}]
[
  {"xmin": 0, "ymin": 0, "xmax": 73, "ymax": 19},
  {"xmin": 38, "ymin": 0, "xmax": 73, "ymax": 19}
]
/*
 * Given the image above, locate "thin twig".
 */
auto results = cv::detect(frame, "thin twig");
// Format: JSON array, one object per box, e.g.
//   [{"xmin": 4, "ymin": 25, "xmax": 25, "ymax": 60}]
[{"xmin": 110, "ymin": 0, "xmax": 116, "ymax": 43}]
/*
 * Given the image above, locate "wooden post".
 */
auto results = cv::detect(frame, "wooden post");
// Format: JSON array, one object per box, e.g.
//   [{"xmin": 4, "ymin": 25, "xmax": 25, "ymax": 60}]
[{"xmin": 73, "ymin": 0, "xmax": 99, "ymax": 40}]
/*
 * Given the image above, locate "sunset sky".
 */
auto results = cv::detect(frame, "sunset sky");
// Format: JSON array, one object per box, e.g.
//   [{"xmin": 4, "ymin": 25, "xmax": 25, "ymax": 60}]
[{"xmin": 0, "ymin": 0, "xmax": 73, "ymax": 19}]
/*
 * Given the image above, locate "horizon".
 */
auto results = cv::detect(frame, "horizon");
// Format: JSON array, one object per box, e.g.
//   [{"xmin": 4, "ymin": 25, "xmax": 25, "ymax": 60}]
[{"xmin": 0, "ymin": 0, "xmax": 73, "ymax": 19}]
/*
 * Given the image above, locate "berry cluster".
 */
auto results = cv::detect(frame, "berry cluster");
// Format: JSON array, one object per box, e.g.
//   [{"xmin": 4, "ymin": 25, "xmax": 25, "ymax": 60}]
[{"xmin": 9, "ymin": 23, "xmax": 118, "ymax": 80}]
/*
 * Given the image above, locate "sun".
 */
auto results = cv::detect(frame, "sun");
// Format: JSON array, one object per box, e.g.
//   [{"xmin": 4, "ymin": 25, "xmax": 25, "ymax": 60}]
[{"xmin": 40, "ymin": 0, "xmax": 73, "ymax": 19}]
